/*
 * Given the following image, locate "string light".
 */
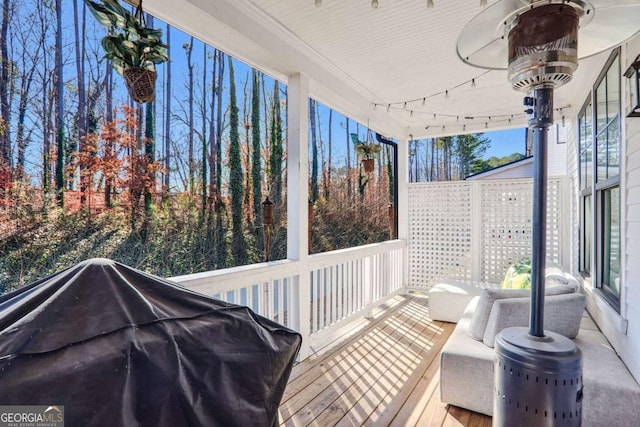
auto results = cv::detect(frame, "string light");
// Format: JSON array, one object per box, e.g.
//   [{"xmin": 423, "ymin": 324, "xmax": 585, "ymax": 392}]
[
  {"xmin": 386, "ymin": 104, "xmax": 391, "ymax": 113},
  {"xmin": 371, "ymin": 0, "xmax": 378, "ymax": 8},
  {"xmin": 410, "ymin": 110, "xmax": 414, "ymax": 117},
  {"xmin": 403, "ymin": 101, "xmax": 407, "ymax": 110},
  {"xmin": 562, "ymin": 115, "xmax": 566, "ymax": 127},
  {"xmin": 427, "ymin": 0, "xmax": 435, "ymax": 8},
  {"xmin": 372, "ymin": 70, "xmax": 490, "ymax": 111},
  {"xmin": 315, "ymin": 0, "xmax": 322, "ymax": 6},
  {"xmin": 480, "ymin": 0, "xmax": 487, "ymax": 6}
]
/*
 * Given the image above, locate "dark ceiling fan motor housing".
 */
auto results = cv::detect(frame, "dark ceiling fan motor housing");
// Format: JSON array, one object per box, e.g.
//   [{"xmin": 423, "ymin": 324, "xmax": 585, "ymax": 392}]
[{"xmin": 508, "ymin": 4, "xmax": 580, "ymax": 92}]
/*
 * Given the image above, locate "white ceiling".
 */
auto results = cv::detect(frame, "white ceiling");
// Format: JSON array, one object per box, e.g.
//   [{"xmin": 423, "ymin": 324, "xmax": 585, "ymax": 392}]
[{"xmin": 146, "ymin": 0, "xmax": 626, "ymax": 139}]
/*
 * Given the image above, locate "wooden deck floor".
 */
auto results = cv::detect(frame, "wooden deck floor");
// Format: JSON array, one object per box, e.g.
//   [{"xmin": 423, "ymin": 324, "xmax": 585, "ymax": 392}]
[{"xmin": 279, "ymin": 294, "xmax": 492, "ymax": 427}]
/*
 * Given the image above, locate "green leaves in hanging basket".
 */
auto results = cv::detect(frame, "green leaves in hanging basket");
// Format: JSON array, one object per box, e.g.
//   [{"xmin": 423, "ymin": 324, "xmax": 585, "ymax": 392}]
[
  {"xmin": 85, "ymin": 0, "xmax": 169, "ymax": 77},
  {"xmin": 354, "ymin": 141, "xmax": 383, "ymax": 160}
]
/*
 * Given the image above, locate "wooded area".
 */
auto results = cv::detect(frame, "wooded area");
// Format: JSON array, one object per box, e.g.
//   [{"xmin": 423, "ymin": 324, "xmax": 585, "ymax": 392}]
[{"xmin": 0, "ymin": 1, "xmax": 510, "ymax": 293}]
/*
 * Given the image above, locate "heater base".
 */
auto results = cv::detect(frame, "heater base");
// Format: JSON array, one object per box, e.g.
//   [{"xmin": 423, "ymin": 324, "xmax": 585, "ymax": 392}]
[{"xmin": 494, "ymin": 327, "xmax": 583, "ymax": 427}]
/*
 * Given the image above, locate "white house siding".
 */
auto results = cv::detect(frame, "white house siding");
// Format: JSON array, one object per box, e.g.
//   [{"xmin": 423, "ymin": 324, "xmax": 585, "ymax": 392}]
[
  {"xmin": 624, "ymin": 92, "xmax": 640, "ymax": 381},
  {"xmin": 548, "ymin": 124, "xmax": 570, "ymax": 176},
  {"xmin": 621, "ymin": 34, "xmax": 640, "ymax": 381},
  {"xmin": 574, "ymin": 35, "xmax": 640, "ymax": 383}
]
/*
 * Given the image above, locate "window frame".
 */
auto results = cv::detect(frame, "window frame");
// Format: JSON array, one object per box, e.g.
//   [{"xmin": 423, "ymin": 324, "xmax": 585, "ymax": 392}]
[
  {"xmin": 578, "ymin": 97, "xmax": 593, "ymax": 276},
  {"xmin": 583, "ymin": 47, "xmax": 622, "ymax": 312}
]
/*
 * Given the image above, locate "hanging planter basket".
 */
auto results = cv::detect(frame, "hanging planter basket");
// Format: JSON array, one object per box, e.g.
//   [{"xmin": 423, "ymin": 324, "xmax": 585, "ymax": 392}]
[
  {"xmin": 124, "ymin": 68, "xmax": 157, "ymax": 103},
  {"xmin": 362, "ymin": 158, "xmax": 375, "ymax": 173}
]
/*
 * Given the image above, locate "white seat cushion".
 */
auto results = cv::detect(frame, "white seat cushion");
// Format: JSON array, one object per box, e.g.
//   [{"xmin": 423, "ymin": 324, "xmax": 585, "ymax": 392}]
[{"xmin": 428, "ymin": 281, "xmax": 488, "ymax": 323}]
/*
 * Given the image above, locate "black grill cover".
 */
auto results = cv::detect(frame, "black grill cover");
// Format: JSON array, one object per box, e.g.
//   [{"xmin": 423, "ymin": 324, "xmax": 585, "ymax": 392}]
[{"xmin": 0, "ymin": 258, "xmax": 301, "ymax": 426}]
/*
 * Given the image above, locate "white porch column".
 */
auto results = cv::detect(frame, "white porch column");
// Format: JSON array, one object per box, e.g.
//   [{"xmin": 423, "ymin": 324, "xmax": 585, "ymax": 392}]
[
  {"xmin": 397, "ymin": 137, "xmax": 410, "ymax": 291},
  {"xmin": 287, "ymin": 73, "xmax": 311, "ymax": 359}
]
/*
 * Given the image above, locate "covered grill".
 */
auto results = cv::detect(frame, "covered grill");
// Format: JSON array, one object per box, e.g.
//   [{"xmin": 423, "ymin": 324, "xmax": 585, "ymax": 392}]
[{"xmin": 0, "ymin": 258, "xmax": 301, "ymax": 427}]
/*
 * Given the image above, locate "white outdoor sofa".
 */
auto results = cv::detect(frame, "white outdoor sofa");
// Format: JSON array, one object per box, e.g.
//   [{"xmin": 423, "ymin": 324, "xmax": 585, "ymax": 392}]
[{"xmin": 429, "ymin": 265, "xmax": 640, "ymax": 426}]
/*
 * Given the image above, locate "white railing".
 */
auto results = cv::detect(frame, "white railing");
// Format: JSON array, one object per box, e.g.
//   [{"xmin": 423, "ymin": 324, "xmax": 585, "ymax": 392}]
[
  {"xmin": 307, "ymin": 240, "xmax": 405, "ymax": 335},
  {"xmin": 170, "ymin": 239, "xmax": 407, "ymax": 359},
  {"xmin": 170, "ymin": 260, "xmax": 300, "ymax": 328}
]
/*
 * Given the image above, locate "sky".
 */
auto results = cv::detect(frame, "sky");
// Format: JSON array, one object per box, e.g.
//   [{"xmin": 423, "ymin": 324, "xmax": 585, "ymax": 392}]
[
  {"xmin": 58, "ymin": 2, "xmax": 526, "ymax": 172},
  {"xmin": 482, "ymin": 127, "xmax": 527, "ymax": 159}
]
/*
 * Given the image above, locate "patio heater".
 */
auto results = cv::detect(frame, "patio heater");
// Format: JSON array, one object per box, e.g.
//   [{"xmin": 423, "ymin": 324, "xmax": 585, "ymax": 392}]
[{"xmin": 457, "ymin": 1, "xmax": 640, "ymax": 425}]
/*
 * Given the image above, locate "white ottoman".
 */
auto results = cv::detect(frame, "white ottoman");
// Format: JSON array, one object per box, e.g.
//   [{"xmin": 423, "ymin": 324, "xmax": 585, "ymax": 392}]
[{"xmin": 428, "ymin": 281, "xmax": 489, "ymax": 323}]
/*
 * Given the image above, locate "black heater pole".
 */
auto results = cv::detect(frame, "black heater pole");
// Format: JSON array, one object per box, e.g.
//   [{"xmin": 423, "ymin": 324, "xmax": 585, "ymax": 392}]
[{"xmin": 527, "ymin": 85, "xmax": 553, "ymax": 337}]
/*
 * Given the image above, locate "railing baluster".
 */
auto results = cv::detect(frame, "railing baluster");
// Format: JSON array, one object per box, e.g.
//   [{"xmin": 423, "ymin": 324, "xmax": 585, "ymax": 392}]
[
  {"xmin": 336, "ymin": 263, "xmax": 342, "ymax": 320},
  {"xmin": 319, "ymin": 267, "xmax": 326, "ymax": 330},
  {"xmin": 277, "ymin": 277, "xmax": 284, "ymax": 325}
]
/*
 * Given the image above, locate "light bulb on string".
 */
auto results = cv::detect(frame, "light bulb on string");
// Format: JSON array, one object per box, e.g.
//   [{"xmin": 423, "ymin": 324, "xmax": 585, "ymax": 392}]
[
  {"xmin": 471, "ymin": 78, "xmax": 476, "ymax": 88},
  {"xmin": 371, "ymin": 0, "xmax": 379, "ymax": 8},
  {"xmin": 422, "ymin": 98, "xmax": 426, "ymax": 107},
  {"xmin": 480, "ymin": 0, "xmax": 487, "ymax": 6},
  {"xmin": 315, "ymin": 0, "xmax": 322, "ymax": 7},
  {"xmin": 427, "ymin": 0, "xmax": 434, "ymax": 9},
  {"xmin": 386, "ymin": 104, "xmax": 391, "ymax": 113},
  {"xmin": 445, "ymin": 90, "xmax": 449, "ymax": 99},
  {"xmin": 403, "ymin": 101, "xmax": 407, "ymax": 110}
]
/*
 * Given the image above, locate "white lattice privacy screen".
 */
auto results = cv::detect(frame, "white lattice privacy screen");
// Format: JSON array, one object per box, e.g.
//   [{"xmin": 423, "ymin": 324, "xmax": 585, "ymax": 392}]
[{"xmin": 408, "ymin": 178, "xmax": 569, "ymax": 289}]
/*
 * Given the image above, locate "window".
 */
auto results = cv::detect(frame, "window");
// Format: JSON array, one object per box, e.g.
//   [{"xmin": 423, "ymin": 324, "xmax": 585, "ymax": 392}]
[
  {"xmin": 579, "ymin": 49, "xmax": 622, "ymax": 310},
  {"xmin": 578, "ymin": 99, "xmax": 592, "ymax": 274}
]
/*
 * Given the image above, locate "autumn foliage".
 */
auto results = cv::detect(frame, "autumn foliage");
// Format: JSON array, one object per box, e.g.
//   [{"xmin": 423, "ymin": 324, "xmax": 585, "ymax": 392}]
[{"xmin": 70, "ymin": 106, "xmax": 164, "ymax": 220}]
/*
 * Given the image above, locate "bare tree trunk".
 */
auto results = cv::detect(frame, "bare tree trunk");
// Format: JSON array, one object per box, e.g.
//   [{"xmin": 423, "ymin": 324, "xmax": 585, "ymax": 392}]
[
  {"xmin": 104, "ymin": 57, "xmax": 114, "ymax": 208},
  {"xmin": 54, "ymin": 0, "xmax": 64, "ymax": 206},
  {"xmin": 185, "ymin": 37, "xmax": 194, "ymax": 198},
  {"xmin": 345, "ymin": 117, "xmax": 352, "ymax": 199},
  {"xmin": 326, "ymin": 108, "xmax": 332, "ymax": 199},
  {"xmin": 215, "ymin": 51, "xmax": 224, "ymax": 198},
  {"xmin": 207, "ymin": 48, "xmax": 217, "ymax": 216},
  {"xmin": 163, "ymin": 23, "xmax": 171, "ymax": 197},
  {"xmin": 201, "ymin": 43, "xmax": 208, "ymax": 218},
  {"xmin": 242, "ymin": 73, "xmax": 251, "ymax": 225},
  {"xmin": 309, "ymin": 99, "xmax": 318, "ymax": 202},
  {"xmin": 15, "ymin": 18, "xmax": 42, "ymax": 180},
  {"xmin": 73, "ymin": 0, "xmax": 87, "ymax": 204},
  {"xmin": 0, "ymin": 0, "xmax": 12, "ymax": 168}
]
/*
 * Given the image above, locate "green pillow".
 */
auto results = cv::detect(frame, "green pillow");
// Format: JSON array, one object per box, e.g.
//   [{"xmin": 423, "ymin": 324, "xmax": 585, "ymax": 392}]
[{"xmin": 502, "ymin": 260, "xmax": 532, "ymax": 289}]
